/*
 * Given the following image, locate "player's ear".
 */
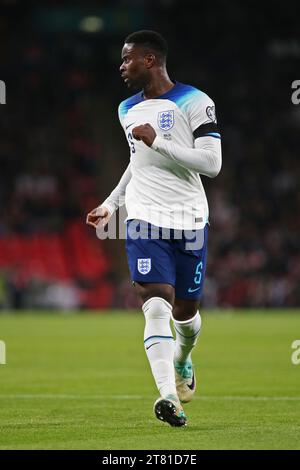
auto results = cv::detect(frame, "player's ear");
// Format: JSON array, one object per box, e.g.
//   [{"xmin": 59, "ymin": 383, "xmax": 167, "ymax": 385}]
[{"xmin": 144, "ymin": 53, "xmax": 155, "ymax": 69}]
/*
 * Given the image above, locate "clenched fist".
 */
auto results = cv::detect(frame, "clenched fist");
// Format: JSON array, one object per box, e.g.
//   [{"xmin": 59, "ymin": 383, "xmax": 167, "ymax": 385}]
[{"xmin": 132, "ymin": 123, "xmax": 156, "ymax": 147}]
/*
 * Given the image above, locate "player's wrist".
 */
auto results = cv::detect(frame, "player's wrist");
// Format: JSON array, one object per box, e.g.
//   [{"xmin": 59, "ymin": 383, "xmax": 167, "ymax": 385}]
[
  {"xmin": 151, "ymin": 135, "xmax": 165, "ymax": 151},
  {"xmin": 99, "ymin": 201, "xmax": 115, "ymax": 216}
]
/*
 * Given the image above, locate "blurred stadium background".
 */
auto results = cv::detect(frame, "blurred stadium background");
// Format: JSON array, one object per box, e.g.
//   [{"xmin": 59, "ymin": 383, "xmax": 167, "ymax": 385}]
[{"xmin": 0, "ymin": 0, "xmax": 299, "ymax": 311}]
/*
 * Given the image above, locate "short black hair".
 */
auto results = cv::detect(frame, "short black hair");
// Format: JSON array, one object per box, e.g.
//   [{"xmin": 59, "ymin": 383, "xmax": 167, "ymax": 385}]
[{"xmin": 124, "ymin": 30, "xmax": 168, "ymax": 60}]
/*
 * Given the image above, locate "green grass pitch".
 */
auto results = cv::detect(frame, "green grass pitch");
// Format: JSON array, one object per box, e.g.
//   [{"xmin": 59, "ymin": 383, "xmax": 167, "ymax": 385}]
[{"xmin": 0, "ymin": 310, "xmax": 299, "ymax": 450}]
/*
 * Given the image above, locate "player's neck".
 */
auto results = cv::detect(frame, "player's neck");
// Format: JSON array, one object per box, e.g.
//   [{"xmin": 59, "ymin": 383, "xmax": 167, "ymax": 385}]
[{"xmin": 142, "ymin": 71, "xmax": 175, "ymax": 100}]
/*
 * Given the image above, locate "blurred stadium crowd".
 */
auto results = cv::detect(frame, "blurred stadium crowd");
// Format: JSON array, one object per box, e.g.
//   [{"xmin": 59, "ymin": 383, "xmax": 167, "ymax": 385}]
[{"xmin": 0, "ymin": 0, "xmax": 299, "ymax": 309}]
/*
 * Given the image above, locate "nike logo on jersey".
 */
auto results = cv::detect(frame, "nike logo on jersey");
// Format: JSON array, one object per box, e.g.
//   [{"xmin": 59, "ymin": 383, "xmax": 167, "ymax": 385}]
[
  {"xmin": 188, "ymin": 286, "xmax": 201, "ymax": 293},
  {"xmin": 125, "ymin": 122, "xmax": 135, "ymax": 130}
]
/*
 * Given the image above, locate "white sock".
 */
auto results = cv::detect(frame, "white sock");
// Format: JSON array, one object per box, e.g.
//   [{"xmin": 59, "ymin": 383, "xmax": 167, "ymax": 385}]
[
  {"xmin": 142, "ymin": 297, "xmax": 177, "ymax": 398},
  {"xmin": 173, "ymin": 311, "xmax": 202, "ymax": 364}
]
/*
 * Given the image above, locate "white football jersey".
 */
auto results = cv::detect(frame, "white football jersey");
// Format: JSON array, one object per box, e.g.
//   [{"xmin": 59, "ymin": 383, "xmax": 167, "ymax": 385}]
[{"xmin": 118, "ymin": 81, "xmax": 221, "ymax": 230}]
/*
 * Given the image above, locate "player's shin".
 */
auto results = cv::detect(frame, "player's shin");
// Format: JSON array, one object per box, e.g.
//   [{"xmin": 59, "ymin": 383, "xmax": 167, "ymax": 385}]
[
  {"xmin": 173, "ymin": 311, "xmax": 202, "ymax": 364},
  {"xmin": 172, "ymin": 311, "xmax": 201, "ymax": 402},
  {"xmin": 142, "ymin": 297, "xmax": 177, "ymax": 398}
]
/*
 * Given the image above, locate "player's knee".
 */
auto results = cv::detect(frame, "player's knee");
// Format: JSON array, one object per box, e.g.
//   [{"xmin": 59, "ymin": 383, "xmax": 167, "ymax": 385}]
[
  {"xmin": 135, "ymin": 282, "xmax": 174, "ymax": 306},
  {"xmin": 142, "ymin": 296, "xmax": 173, "ymax": 320},
  {"xmin": 173, "ymin": 301, "xmax": 200, "ymax": 321}
]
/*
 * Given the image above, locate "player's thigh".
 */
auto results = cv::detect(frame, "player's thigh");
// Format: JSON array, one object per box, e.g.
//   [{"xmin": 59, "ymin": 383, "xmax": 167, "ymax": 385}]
[
  {"xmin": 125, "ymin": 219, "xmax": 176, "ymax": 305},
  {"xmin": 135, "ymin": 282, "xmax": 175, "ymax": 305},
  {"xmin": 174, "ymin": 224, "xmax": 208, "ymax": 307}
]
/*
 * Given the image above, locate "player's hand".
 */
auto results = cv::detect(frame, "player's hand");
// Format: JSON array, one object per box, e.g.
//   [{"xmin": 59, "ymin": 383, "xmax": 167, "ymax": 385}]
[
  {"xmin": 132, "ymin": 123, "xmax": 156, "ymax": 147},
  {"xmin": 86, "ymin": 206, "xmax": 112, "ymax": 228}
]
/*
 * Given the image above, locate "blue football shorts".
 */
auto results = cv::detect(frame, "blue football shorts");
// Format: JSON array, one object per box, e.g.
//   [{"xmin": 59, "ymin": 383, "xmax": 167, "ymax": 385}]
[{"xmin": 125, "ymin": 219, "xmax": 208, "ymax": 300}]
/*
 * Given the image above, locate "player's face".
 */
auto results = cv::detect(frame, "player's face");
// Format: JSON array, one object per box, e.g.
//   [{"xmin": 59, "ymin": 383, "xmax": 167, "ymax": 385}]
[{"xmin": 120, "ymin": 43, "xmax": 149, "ymax": 90}]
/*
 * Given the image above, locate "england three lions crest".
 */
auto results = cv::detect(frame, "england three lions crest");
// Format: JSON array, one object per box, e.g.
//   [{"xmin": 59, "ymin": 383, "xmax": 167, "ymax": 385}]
[
  {"xmin": 137, "ymin": 258, "xmax": 151, "ymax": 275},
  {"xmin": 158, "ymin": 110, "xmax": 174, "ymax": 131}
]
